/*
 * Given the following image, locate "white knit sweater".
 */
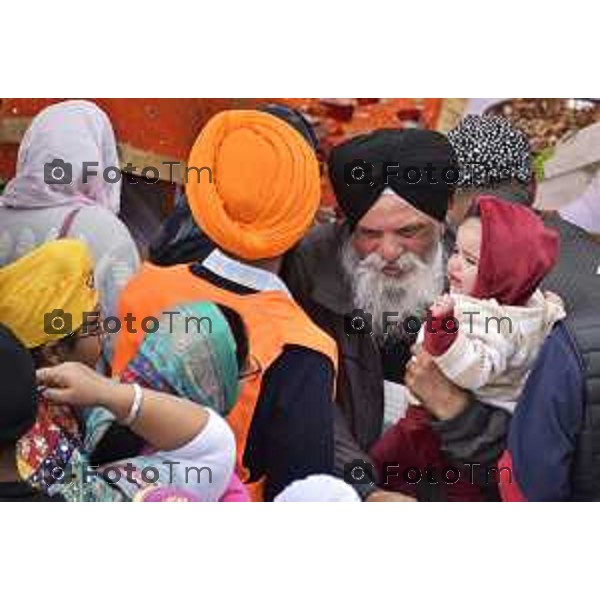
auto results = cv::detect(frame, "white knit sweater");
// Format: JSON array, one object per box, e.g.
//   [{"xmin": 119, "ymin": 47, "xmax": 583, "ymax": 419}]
[{"xmin": 415, "ymin": 290, "xmax": 566, "ymax": 413}]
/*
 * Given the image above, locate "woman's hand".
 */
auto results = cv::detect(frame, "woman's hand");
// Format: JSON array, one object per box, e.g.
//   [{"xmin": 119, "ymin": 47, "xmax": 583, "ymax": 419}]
[
  {"xmin": 405, "ymin": 350, "xmax": 470, "ymax": 420},
  {"xmin": 36, "ymin": 362, "xmax": 121, "ymax": 408},
  {"xmin": 37, "ymin": 362, "xmax": 212, "ymax": 452}
]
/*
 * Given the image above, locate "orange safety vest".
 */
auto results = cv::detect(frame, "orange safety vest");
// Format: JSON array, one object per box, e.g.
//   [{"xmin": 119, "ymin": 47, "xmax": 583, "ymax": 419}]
[{"xmin": 113, "ymin": 262, "xmax": 338, "ymax": 501}]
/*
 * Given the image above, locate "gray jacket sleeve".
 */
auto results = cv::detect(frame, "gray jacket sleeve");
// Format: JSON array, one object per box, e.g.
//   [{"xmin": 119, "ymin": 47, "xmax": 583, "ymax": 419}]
[{"xmin": 431, "ymin": 397, "xmax": 511, "ymax": 490}]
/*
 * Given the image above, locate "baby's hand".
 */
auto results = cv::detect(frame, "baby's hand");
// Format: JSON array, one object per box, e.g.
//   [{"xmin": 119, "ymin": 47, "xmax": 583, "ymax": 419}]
[
  {"xmin": 424, "ymin": 295, "xmax": 458, "ymax": 357},
  {"xmin": 430, "ymin": 294, "xmax": 455, "ymax": 319}
]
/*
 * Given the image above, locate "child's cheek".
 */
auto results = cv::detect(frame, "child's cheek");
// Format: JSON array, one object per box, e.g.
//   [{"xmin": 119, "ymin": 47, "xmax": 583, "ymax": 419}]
[{"xmin": 463, "ymin": 266, "xmax": 479, "ymax": 296}]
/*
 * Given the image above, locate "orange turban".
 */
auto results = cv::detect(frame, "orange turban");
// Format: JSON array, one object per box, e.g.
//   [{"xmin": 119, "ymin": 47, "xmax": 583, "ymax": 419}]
[{"xmin": 186, "ymin": 110, "xmax": 320, "ymax": 260}]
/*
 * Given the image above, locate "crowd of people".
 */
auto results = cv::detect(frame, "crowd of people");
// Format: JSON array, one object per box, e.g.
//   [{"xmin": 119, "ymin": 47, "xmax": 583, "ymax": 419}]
[{"xmin": 0, "ymin": 98, "xmax": 599, "ymax": 502}]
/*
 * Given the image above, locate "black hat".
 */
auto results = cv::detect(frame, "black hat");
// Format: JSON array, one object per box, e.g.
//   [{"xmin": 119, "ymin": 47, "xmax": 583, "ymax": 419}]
[{"xmin": 328, "ymin": 128, "xmax": 457, "ymax": 228}]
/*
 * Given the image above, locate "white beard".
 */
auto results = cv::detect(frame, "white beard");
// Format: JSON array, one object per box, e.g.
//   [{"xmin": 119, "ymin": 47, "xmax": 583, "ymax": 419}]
[{"xmin": 340, "ymin": 239, "xmax": 445, "ymax": 340}]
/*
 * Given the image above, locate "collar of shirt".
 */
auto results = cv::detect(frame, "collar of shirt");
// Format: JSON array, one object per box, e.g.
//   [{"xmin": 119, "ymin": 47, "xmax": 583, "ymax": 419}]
[{"xmin": 202, "ymin": 249, "xmax": 291, "ymax": 297}]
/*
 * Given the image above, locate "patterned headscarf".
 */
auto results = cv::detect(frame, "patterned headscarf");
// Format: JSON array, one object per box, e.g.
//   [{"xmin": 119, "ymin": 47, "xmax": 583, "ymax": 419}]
[
  {"xmin": 447, "ymin": 115, "xmax": 532, "ymax": 188},
  {"xmin": 121, "ymin": 302, "xmax": 240, "ymax": 416},
  {"xmin": 328, "ymin": 128, "xmax": 457, "ymax": 228}
]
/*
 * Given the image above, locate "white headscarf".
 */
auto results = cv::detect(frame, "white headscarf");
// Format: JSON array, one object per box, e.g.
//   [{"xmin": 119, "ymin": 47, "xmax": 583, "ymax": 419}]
[{"xmin": 1, "ymin": 100, "xmax": 121, "ymax": 213}]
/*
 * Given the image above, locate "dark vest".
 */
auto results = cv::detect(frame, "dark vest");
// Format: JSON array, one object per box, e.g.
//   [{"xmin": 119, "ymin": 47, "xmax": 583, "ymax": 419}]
[{"xmin": 543, "ymin": 214, "xmax": 600, "ymax": 500}]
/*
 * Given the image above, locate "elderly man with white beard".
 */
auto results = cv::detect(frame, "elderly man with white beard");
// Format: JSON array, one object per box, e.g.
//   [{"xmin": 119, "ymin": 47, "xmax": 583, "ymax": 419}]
[
  {"xmin": 339, "ymin": 191, "xmax": 446, "ymax": 342},
  {"xmin": 283, "ymin": 128, "xmax": 489, "ymax": 501}
]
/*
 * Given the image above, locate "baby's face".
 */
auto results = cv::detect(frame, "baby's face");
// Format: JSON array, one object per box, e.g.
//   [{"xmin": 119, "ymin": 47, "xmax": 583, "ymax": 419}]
[{"xmin": 447, "ymin": 218, "xmax": 481, "ymax": 295}]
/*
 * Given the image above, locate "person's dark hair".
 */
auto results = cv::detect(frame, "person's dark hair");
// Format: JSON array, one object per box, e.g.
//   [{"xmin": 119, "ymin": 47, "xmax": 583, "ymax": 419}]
[
  {"xmin": 216, "ymin": 304, "xmax": 249, "ymax": 372},
  {"xmin": 148, "ymin": 190, "xmax": 215, "ymax": 267},
  {"xmin": 29, "ymin": 333, "xmax": 79, "ymax": 369},
  {"xmin": 468, "ymin": 181, "xmax": 535, "ymax": 208}
]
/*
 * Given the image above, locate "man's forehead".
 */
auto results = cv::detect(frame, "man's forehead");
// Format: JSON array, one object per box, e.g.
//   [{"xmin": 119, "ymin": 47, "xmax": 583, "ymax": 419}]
[{"xmin": 358, "ymin": 189, "xmax": 437, "ymax": 227}]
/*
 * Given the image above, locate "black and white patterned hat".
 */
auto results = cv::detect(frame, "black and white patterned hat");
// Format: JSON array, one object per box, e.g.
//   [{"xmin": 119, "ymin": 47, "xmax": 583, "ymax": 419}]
[{"xmin": 448, "ymin": 115, "xmax": 532, "ymax": 188}]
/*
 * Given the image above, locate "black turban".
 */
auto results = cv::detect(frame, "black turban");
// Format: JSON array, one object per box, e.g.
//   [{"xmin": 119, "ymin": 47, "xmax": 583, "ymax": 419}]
[
  {"xmin": 328, "ymin": 128, "xmax": 457, "ymax": 228},
  {"xmin": 0, "ymin": 324, "xmax": 37, "ymax": 446}
]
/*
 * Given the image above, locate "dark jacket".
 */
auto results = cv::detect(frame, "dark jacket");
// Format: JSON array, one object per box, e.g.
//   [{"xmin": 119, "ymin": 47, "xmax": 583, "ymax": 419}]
[
  {"xmin": 501, "ymin": 214, "xmax": 600, "ymax": 500},
  {"xmin": 283, "ymin": 223, "xmax": 386, "ymax": 498}
]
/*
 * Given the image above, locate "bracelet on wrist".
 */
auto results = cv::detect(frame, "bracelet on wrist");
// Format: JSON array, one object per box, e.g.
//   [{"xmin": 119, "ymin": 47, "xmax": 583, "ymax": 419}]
[{"xmin": 120, "ymin": 383, "xmax": 144, "ymax": 427}]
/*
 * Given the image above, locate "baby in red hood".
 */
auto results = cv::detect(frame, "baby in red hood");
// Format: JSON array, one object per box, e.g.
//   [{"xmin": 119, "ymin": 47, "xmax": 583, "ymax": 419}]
[
  {"xmin": 370, "ymin": 196, "xmax": 565, "ymax": 500},
  {"xmin": 421, "ymin": 195, "xmax": 565, "ymax": 411}
]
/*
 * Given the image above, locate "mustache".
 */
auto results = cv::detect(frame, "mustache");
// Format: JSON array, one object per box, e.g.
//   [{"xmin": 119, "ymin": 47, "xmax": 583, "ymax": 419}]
[{"xmin": 355, "ymin": 250, "xmax": 429, "ymax": 274}]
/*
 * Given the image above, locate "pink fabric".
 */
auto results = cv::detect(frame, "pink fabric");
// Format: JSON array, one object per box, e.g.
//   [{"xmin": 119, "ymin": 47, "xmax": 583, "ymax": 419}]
[
  {"xmin": 1, "ymin": 100, "xmax": 121, "ymax": 214},
  {"xmin": 133, "ymin": 486, "xmax": 203, "ymax": 502},
  {"xmin": 219, "ymin": 473, "xmax": 251, "ymax": 502}
]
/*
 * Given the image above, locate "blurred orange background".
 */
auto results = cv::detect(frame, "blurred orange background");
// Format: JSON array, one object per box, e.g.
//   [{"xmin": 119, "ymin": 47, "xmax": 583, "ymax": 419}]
[{"xmin": 0, "ymin": 98, "xmax": 466, "ymax": 206}]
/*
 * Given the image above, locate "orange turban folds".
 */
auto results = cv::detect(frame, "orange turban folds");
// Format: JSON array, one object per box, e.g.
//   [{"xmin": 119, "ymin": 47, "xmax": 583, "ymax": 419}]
[{"xmin": 186, "ymin": 110, "xmax": 320, "ymax": 261}]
